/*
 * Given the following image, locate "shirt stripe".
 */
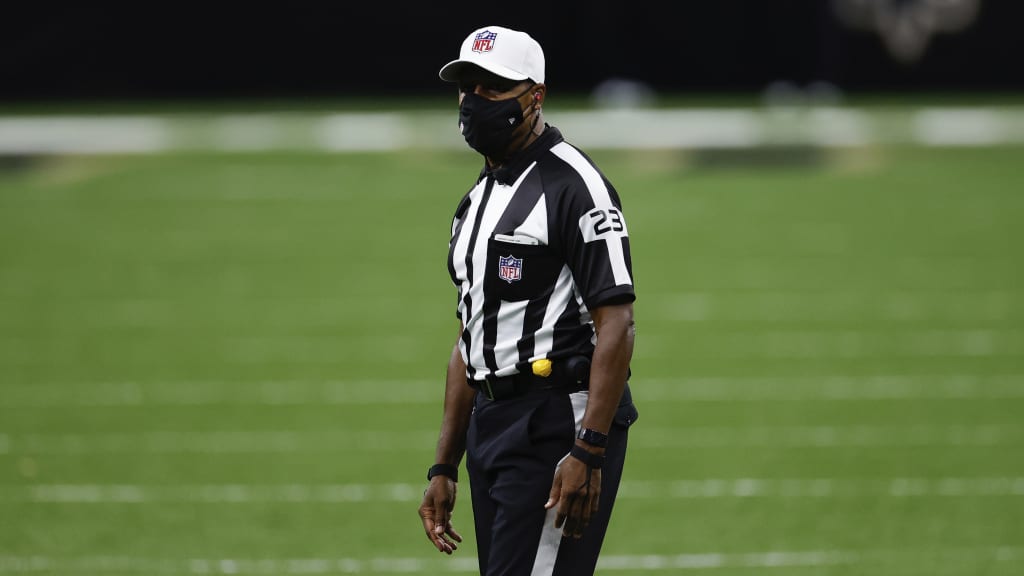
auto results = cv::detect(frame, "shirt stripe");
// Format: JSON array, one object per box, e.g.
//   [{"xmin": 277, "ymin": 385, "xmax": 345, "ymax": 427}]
[
  {"xmin": 494, "ymin": 302, "xmax": 527, "ymax": 376},
  {"xmin": 458, "ymin": 177, "xmax": 494, "ymax": 379},
  {"xmin": 532, "ymin": 265, "xmax": 575, "ymax": 361},
  {"xmin": 513, "ymin": 192, "xmax": 549, "ymax": 245}
]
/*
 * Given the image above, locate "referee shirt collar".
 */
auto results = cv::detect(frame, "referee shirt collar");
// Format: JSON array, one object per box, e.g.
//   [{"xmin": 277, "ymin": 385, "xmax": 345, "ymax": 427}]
[{"xmin": 483, "ymin": 125, "xmax": 564, "ymax": 186}]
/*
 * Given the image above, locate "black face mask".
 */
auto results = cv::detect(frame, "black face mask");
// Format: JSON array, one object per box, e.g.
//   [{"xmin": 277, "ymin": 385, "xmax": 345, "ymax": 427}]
[{"xmin": 459, "ymin": 86, "xmax": 536, "ymax": 159}]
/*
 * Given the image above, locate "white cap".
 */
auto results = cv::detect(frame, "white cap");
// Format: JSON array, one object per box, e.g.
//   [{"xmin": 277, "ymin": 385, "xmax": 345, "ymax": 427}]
[{"xmin": 439, "ymin": 26, "xmax": 545, "ymax": 84}]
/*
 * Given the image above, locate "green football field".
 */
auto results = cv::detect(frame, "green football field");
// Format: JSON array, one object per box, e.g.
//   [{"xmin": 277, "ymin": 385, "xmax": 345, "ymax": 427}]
[{"xmin": 1, "ymin": 142, "xmax": 1023, "ymax": 574}]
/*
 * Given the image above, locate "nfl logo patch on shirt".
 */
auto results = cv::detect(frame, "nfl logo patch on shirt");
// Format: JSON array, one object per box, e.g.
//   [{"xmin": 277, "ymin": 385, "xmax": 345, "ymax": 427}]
[
  {"xmin": 498, "ymin": 255, "xmax": 522, "ymax": 283},
  {"xmin": 472, "ymin": 30, "xmax": 497, "ymax": 53}
]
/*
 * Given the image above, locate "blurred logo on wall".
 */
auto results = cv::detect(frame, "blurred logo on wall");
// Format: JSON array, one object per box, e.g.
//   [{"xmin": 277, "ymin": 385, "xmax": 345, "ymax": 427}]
[{"xmin": 833, "ymin": 0, "xmax": 981, "ymax": 64}]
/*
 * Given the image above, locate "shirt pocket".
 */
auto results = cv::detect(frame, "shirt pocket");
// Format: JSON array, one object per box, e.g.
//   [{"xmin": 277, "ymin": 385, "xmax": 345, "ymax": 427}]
[{"xmin": 485, "ymin": 236, "xmax": 562, "ymax": 302}]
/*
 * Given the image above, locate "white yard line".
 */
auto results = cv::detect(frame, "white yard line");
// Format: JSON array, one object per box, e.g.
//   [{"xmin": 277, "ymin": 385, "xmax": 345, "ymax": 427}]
[
  {"xmin": 639, "ymin": 374, "xmax": 1024, "ymax": 401},
  {"xmin": 0, "ymin": 116, "xmax": 170, "ymax": 154},
  {"xmin": 2, "ymin": 477, "xmax": 1022, "ymax": 504},
  {"xmin": 3, "ymin": 329, "xmax": 1022, "ymax": 362},
  {"xmin": 3, "ymin": 374, "xmax": 1024, "ymax": 407},
  {"xmin": 633, "ymin": 425, "xmax": 1024, "ymax": 448},
  {"xmin": 646, "ymin": 290, "xmax": 1023, "ymax": 323},
  {"xmin": 3, "ymin": 107, "xmax": 1024, "ymax": 154},
  {"xmin": 2, "ymin": 425, "xmax": 1021, "ymax": 455},
  {"xmin": 0, "ymin": 547, "xmax": 1019, "ymax": 573},
  {"xmin": 4, "ymin": 329, "xmax": 1023, "ymax": 365},
  {"xmin": 634, "ymin": 329, "xmax": 1024, "ymax": 360}
]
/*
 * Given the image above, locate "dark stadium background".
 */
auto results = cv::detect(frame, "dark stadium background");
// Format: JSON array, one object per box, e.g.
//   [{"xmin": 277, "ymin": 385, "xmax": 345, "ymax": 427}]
[{"xmin": 4, "ymin": 0, "xmax": 1022, "ymax": 102}]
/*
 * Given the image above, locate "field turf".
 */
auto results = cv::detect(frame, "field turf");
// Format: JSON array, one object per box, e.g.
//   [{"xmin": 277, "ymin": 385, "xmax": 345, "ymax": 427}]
[{"xmin": 1, "ymin": 143, "xmax": 1022, "ymax": 574}]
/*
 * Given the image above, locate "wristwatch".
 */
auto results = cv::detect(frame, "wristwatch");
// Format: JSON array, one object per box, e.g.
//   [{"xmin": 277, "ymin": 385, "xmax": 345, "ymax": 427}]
[
  {"xmin": 576, "ymin": 427, "xmax": 609, "ymax": 448},
  {"xmin": 427, "ymin": 463, "xmax": 459, "ymax": 483}
]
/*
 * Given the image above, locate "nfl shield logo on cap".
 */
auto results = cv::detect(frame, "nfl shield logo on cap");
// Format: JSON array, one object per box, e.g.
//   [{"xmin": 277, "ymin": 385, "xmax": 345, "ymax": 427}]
[
  {"xmin": 498, "ymin": 255, "xmax": 522, "ymax": 283},
  {"xmin": 472, "ymin": 30, "xmax": 497, "ymax": 53}
]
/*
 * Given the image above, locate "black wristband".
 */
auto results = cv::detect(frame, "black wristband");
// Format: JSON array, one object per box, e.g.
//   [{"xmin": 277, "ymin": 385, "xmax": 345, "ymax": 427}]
[
  {"xmin": 569, "ymin": 445, "xmax": 605, "ymax": 470},
  {"xmin": 576, "ymin": 427, "xmax": 609, "ymax": 448},
  {"xmin": 427, "ymin": 463, "xmax": 458, "ymax": 483}
]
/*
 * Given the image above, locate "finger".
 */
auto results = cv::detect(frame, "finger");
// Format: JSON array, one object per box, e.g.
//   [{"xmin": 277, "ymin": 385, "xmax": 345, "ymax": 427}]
[
  {"xmin": 571, "ymin": 490, "xmax": 589, "ymax": 539},
  {"xmin": 429, "ymin": 525, "xmax": 449, "ymax": 553},
  {"xmin": 419, "ymin": 505, "xmax": 438, "ymax": 538},
  {"xmin": 557, "ymin": 491, "xmax": 578, "ymax": 534},
  {"xmin": 562, "ymin": 499, "xmax": 580, "ymax": 538},
  {"xmin": 545, "ymin": 471, "xmax": 562, "ymax": 510},
  {"xmin": 442, "ymin": 498, "xmax": 455, "ymax": 533},
  {"xmin": 589, "ymin": 469, "xmax": 602, "ymax": 512},
  {"xmin": 438, "ymin": 532, "xmax": 459, "ymax": 552},
  {"xmin": 423, "ymin": 518, "xmax": 440, "ymax": 544},
  {"xmin": 446, "ymin": 523, "xmax": 464, "ymax": 543},
  {"xmin": 578, "ymin": 488, "xmax": 596, "ymax": 539},
  {"xmin": 427, "ymin": 520, "xmax": 450, "ymax": 553},
  {"xmin": 438, "ymin": 520, "xmax": 461, "ymax": 550},
  {"xmin": 569, "ymin": 472, "xmax": 600, "ymax": 539},
  {"xmin": 555, "ymin": 491, "xmax": 573, "ymax": 529},
  {"xmin": 433, "ymin": 526, "xmax": 454, "ymax": 554},
  {"xmin": 433, "ymin": 495, "xmax": 451, "ymax": 535},
  {"xmin": 581, "ymin": 470, "xmax": 601, "ymax": 534},
  {"xmin": 554, "ymin": 510, "xmax": 566, "ymax": 529}
]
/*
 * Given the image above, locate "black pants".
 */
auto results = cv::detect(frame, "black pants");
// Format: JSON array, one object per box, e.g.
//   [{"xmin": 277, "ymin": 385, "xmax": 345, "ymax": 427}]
[{"xmin": 466, "ymin": 385, "xmax": 637, "ymax": 576}]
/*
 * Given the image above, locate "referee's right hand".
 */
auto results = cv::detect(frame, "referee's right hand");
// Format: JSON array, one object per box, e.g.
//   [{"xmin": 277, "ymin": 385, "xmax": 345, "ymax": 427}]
[{"xmin": 419, "ymin": 477, "xmax": 463, "ymax": 554}]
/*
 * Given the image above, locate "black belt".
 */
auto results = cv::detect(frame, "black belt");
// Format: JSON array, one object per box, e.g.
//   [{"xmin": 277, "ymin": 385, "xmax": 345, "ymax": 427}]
[{"xmin": 470, "ymin": 356, "xmax": 591, "ymax": 401}]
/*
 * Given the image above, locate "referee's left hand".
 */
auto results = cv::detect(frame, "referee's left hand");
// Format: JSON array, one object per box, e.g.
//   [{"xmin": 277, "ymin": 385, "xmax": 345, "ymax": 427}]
[
  {"xmin": 545, "ymin": 450, "xmax": 602, "ymax": 539},
  {"xmin": 419, "ymin": 477, "xmax": 463, "ymax": 554}
]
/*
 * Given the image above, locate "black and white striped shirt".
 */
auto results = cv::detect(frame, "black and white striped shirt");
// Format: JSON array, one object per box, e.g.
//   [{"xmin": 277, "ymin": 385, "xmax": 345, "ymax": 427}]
[{"xmin": 447, "ymin": 127, "xmax": 635, "ymax": 382}]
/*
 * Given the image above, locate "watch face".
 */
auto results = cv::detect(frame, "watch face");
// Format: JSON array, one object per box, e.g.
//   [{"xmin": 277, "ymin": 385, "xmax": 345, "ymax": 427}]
[{"xmin": 578, "ymin": 428, "xmax": 608, "ymax": 447}]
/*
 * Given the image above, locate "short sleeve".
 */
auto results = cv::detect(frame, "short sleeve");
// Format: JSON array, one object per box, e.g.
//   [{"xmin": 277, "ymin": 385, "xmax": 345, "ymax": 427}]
[{"xmin": 551, "ymin": 147, "xmax": 635, "ymax": 310}]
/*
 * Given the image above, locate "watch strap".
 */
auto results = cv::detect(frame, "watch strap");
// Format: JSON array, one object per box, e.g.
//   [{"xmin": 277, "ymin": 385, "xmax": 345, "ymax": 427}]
[
  {"xmin": 569, "ymin": 445, "xmax": 605, "ymax": 469},
  {"xmin": 427, "ymin": 463, "xmax": 459, "ymax": 483}
]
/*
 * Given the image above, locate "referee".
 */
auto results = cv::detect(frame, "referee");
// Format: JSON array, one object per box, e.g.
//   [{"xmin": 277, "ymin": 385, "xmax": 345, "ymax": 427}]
[{"xmin": 418, "ymin": 25, "xmax": 639, "ymax": 576}]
